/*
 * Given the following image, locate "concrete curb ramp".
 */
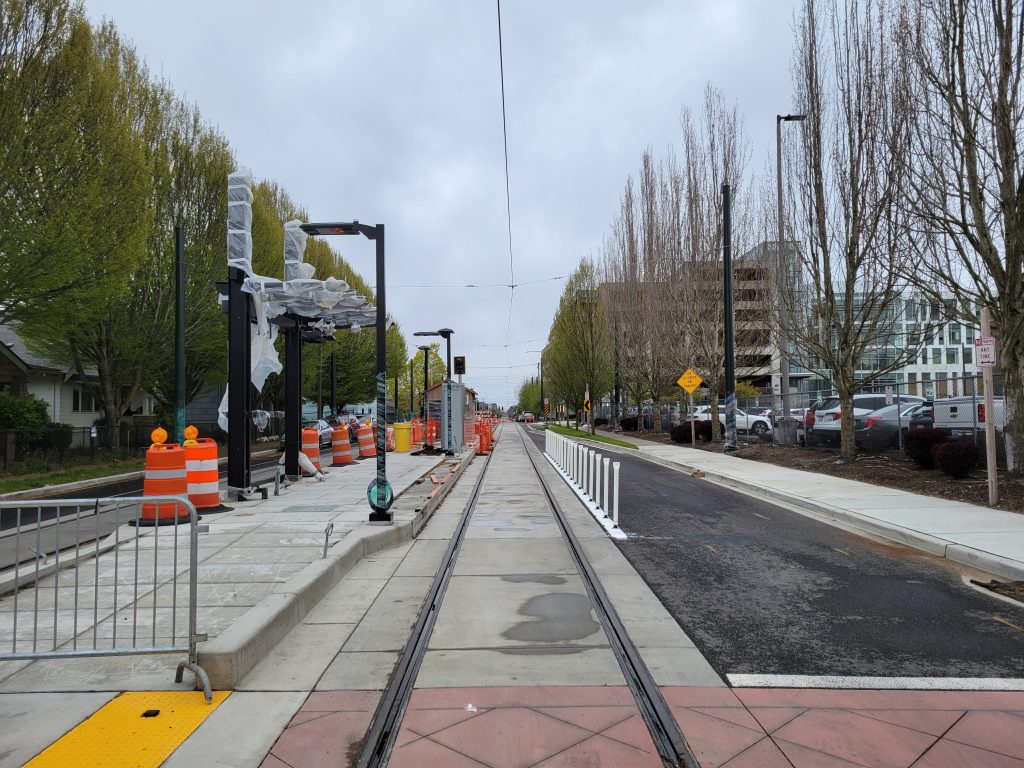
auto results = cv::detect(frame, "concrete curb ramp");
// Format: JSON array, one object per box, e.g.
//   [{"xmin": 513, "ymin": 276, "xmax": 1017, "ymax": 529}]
[{"xmin": 199, "ymin": 448, "xmax": 476, "ymax": 689}]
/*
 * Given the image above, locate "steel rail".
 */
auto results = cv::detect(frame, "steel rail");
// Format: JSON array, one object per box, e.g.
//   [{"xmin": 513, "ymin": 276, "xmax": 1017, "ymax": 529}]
[
  {"xmin": 355, "ymin": 447, "xmax": 496, "ymax": 768},
  {"xmin": 516, "ymin": 426, "xmax": 700, "ymax": 768}
]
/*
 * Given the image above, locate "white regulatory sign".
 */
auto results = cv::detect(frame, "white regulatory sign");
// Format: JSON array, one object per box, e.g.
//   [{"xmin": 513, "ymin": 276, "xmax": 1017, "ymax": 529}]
[{"xmin": 975, "ymin": 336, "xmax": 997, "ymax": 368}]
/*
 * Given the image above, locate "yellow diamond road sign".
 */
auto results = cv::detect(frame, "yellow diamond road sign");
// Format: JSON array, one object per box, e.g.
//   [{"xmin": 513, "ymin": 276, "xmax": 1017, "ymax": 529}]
[{"xmin": 677, "ymin": 369, "xmax": 702, "ymax": 394}]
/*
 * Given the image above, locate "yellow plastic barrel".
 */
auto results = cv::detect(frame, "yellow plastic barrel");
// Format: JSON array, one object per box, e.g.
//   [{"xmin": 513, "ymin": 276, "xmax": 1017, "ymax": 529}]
[{"xmin": 393, "ymin": 422, "xmax": 412, "ymax": 453}]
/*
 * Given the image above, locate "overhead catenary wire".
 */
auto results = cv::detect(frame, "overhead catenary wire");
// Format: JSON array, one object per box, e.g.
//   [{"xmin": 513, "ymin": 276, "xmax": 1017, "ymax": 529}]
[{"xmin": 496, "ymin": 0, "xmax": 516, "ymax": 356}]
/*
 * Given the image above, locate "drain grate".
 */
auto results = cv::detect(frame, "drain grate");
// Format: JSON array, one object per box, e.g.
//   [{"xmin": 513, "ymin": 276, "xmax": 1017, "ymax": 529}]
[{"xmin": 971, "ymin": 579, "xmax": 1024, "ymax": 602}]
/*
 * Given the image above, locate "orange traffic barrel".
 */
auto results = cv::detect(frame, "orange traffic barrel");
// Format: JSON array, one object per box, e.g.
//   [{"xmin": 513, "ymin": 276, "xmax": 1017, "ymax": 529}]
[
  {"xmin": 427, "ymin": 419, "xmax": 438, "ymax": 445},
  {"xmin": 386, "ymin": 426, "xmax": 395, "ymax": 452},
  {"xmin": 413, "ymin": 419, "xmax": 422, "ymax": 444},
  {"xmin": 185, "ymin": 437, "xmax": 221, "ymax": 510},
  {"xmin": 301, "ymin": 427, "xmax": 322, "ymax": 475},
  {"xmin": 141, "ymin": 440, "xmax": 190, "ymax": 526},
  {"xmin": 332, "ymin": 425, "xmax": 353, "ymax": 465},
  {"xmin": 356, "ymin": 423, "xmax": 376, "ymax": 458}
]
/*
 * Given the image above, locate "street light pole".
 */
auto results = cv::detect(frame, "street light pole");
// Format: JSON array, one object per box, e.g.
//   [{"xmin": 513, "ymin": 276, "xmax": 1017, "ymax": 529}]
[
  {"xmin": 774, "ymin": 112, "xmax": 806, "ymax": 444},
  {"xmin": 776, "ymin": 113, "xmax": 806, "ymax": 446}
]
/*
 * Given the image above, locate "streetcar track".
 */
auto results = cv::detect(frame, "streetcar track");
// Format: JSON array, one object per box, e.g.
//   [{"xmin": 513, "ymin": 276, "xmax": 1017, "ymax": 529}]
[{"xmin": 356, "ymin": 425, "xmax": 699, "ymax": 768}]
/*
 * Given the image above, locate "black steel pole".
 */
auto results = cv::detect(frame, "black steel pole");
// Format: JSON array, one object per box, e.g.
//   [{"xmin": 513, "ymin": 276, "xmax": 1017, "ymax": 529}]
[
  {"xmin": 393, "ymin": 377, "xmax": 398, "ymax": 422},
  {"xmin": 444, "ymin": 332, "xmax": 453, "ymax": 454},
  {"xmin": 330, "ymin": 350, "xmax": 337, "ymax": 416},
  {"xmin": 409, "ymin": 360, "xmax": 414, "ymax": 418},
  {"xmin": 723, "ymin": 183, "xmax": 737, "ymax": 453},
  {"xmin": 371, "ymin": 225, "xmax": 389, "ymax": 521},
  {"xmin": 174, "ymin": 225, "xmax": 186, "ymax": 446},
  {"xmin": 422, "ymin": 349, "xmax": 430, "ymax": 438},
  {"xmin": 284, "ymin": 322, "xmax": 301, "ymax": 478},
  {"xmin": 317, "ymin": 344, "xmax": 323, "ymax": 420},
  {"xmin": 539, "ymin": 357, "xmax": 544, "ymax": 421},
  {"xmin": 227, "ymin": 265, "xmax": 251, "ymax": 495},
  {"xmin": 613, "ymin": 318, "xmax": 621, "ymax": 432}
]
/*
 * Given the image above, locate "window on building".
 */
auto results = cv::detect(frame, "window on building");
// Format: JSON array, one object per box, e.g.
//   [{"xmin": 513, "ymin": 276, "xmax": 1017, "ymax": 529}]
[
  {"xmin": 922, "ymin": 372, "xmax": 932, "ymax": 381},
  {"xmin": 966, "ymin": 326, "xmax": 975, "ymax": 343},
  {"xmin": 964, "ymin": 347, "xmax": 973, "ymax": 365},
  {"xmin": 937, "ymin": 372, "xmax": 947, "ymax": 380},
  {"xmin": 932, "ymin": 348, "xmax": 941, "ymax": 364},
  {"xmin": 72, "ymin": 387, "xmax": 97, "ymax": 413},
  {"xmin": 946, "ymin": 348, "xmax": 958, "ymax": 365},
  {"xmin": 950, "ymin": 324, "xmax": 961, "ymax": 344},
  {"xmin": 921, "ymin": 351, "xmax": 928, "ymax": 366}
]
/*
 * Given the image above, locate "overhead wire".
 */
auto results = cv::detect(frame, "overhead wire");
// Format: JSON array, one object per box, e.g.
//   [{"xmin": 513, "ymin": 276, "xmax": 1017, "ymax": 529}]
[{"xmin": 496, "ymin": 0, "xmax": 516, "ymax": 371}]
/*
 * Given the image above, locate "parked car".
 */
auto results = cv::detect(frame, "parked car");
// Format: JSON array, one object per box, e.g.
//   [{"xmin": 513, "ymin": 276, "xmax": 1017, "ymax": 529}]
[
  {"xmin": 852, "ymin": 403, "xmax": 925, "ymax": 452},
  {"xmin": 693, "ymin": 405, "xmax": 773, "ymax": 436},
  {"xmin": 810, "ymin": 393, "xmax": 924, "ymax": 446}
]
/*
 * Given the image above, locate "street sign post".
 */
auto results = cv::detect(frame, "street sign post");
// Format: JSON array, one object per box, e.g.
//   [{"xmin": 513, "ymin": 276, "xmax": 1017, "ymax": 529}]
[
  {"xmin": 677, "ymin": 369, "xmax": 703, "ymax": 447},
  {"xmin": 979, "ymin": 312, "xmax": 998, "ymax": 504}
]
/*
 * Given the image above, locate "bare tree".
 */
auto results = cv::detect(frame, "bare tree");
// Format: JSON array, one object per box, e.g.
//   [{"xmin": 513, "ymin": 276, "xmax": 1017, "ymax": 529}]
[
  {"xmin": 678, "ymin": 85, "xmax": 752, "ymax": 435},
  {"xmin": 784, "ymin": 0, "xmax": 930, "ymax": 457},
  {"xmin": 903, "ymin": 0, "xmax": 1024, "ymax": 466}
]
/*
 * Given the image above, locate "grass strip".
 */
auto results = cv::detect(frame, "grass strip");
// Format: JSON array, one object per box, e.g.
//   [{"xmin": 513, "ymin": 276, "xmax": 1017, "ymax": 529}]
[
  {"xmin": 542, "ymin": 424, "xmax": 638, "ymax": 449},
  {"xmin": 0, "ymin": 460, "xmax": 146, "ymax": 494}
]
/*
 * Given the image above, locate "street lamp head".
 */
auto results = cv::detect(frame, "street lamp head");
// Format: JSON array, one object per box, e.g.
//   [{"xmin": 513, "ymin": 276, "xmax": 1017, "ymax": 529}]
[
  {"xmin": 414, "ymin": 328, "xmax": 454, "ymax": 339},
  {"xmin": 779, "ymin": 113, "xmax": 808, "ymax": 122},
  {"xmin": 300, "ymin": 221, "xmax": 378, "ymax": 240},
  {"xmin": 417, "ymin": 344, "xmax": 431, "ymax": 352}
]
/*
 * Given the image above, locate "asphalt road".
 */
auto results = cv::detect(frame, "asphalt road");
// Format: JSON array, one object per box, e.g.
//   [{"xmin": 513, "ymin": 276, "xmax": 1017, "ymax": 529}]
[{"xmin": 525, "ymin": 429, "xmax": 1024, "ymax": 679}]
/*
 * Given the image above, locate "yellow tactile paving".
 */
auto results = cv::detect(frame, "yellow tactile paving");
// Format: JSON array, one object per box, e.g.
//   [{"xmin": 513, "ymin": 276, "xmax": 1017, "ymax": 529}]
[{"xmin": 26, "ymin": 690, "xmax": 230, "ymax": 768}]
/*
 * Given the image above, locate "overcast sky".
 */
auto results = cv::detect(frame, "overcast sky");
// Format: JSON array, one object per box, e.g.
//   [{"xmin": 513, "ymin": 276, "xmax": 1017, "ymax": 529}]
[{"xmin": 84, "ymin": 0, "xmax": 798, "ymax": 407}]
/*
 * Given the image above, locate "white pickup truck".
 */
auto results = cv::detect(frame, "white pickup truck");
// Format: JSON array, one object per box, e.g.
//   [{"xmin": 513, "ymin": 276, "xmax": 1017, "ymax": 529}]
[{"xmin": 930, "ymin": 395, "xmax": 1005, "ymax": 438}]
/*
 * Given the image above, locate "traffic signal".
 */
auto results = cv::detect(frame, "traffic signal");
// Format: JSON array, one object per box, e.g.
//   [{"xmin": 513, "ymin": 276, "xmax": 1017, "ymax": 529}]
[{"xmin": 453, "ymin": 356, "xmax": 466, "ymax": 375}]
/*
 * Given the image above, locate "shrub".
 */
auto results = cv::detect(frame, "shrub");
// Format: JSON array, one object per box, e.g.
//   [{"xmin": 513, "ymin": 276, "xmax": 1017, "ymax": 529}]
[
  {"xmin": 932, "ymin": 439, "xmax": 979, "ymax": 478},
  {"xmin": 696, "ymin": 420, "xmax": 715, "ymax": 442},
  {"xmin": 620, "ymin": 416, "xmax": 639, "ymax": 431},
  {"xmin": 669, "ymin": 423, "xmax": 693, "ymax": 443},
  {"xmin": 593, "ymin": 417, "xmax": 609, "ymax": 427},
  {"xmin": 35, "ymin": 423, "xmax": 74, "ymax": 453},
  {"xmin": 904, "ymin": 427, "xmax": 950, "ymax": 468},
  {"xmin": 0, "ymin": 391, "xmax": 52, "ymax": 434}
]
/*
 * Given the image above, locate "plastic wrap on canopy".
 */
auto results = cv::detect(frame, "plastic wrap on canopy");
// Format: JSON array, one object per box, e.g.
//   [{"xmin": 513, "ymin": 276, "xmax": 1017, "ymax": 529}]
[
  {"xmin": 283, "ymin": 219, "xmax": 308, "ymax": 282},
  {"xmin": 227, "ymin": 169, "xmax": 254, "ymax": 276}
]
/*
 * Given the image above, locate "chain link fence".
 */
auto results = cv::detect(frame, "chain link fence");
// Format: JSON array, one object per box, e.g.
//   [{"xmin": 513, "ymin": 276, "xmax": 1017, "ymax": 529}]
[{"xmin": 599, "ymin": 373, "xmax": 1010, "ymax": 463}]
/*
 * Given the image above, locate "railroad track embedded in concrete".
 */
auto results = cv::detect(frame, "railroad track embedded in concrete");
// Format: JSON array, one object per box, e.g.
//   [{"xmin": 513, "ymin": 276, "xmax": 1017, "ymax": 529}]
[{"xmin": 355, "ymin": 425, "xmax": 700, "ymax": 768}]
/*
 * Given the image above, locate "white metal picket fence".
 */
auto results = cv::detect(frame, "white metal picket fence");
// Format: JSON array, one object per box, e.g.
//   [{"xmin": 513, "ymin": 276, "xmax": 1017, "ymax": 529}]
[{"xmin": 544, "ymin": 430, "xmax": 620, "ymax": 528}]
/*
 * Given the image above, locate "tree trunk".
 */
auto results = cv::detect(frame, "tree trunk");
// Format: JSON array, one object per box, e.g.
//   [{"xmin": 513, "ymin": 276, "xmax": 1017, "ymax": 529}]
[
  {"xmin": 839, "ymin": 390, "xmax": 855, "ymax": 458},
  {"xmin": 652, "ymin": 397, "xmax": 662, "ymax": 432}
]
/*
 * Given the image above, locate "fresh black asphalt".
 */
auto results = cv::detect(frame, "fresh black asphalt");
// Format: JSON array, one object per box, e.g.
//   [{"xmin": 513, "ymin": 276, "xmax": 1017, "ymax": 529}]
[{"xmin": 525, "ymin": 429, "xmax": 1024, "ymax": 679}]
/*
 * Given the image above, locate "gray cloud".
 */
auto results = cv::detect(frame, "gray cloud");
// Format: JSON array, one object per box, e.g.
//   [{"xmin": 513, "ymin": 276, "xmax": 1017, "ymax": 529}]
[{"xmin": 84, "ymin": 0, "xmax": 797, "ymax": 404}]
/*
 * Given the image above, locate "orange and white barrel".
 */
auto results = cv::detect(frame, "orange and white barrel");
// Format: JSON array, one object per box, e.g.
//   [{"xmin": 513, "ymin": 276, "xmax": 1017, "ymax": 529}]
[
  {"xmin": 386, "ymin": 426, "xmax": 395, "ymax": 452},
  {"xmin": 332, "ymin": 425, "xmax": 353, "ymax": 465},
  {"xmin": 185, "ymin": 437, "xmax": 220, "ymax": 510},
  {"xmin": 301, "ymin": 427, "xmax": 322, "ymax": 475},
  {"xmin": 427, "ymin": 419, "xmax": 438, "ymax": 445},
  {"xmin": 141, "ymin": 442, "xmax": 190, "ymax": 525},
  {"xmin": 356, "ymin": 423, "xmax": 376, "ymax": 458}
]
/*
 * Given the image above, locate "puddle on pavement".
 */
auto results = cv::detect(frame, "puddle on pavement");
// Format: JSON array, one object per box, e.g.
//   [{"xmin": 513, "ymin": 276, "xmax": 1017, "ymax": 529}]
[
  {"xmin": 503, "ymin": 592, "xmax": 600, "ymax": 642},
  {"xmin": 501, "ymin": 575, "xmax": 567, "ymax": 585}
]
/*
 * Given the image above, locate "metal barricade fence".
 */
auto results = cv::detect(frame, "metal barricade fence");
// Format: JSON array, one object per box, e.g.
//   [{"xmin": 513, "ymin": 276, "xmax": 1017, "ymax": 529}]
[{"xmin": 0, "ymin": 496, "xmax": 211, "ymax": 701}]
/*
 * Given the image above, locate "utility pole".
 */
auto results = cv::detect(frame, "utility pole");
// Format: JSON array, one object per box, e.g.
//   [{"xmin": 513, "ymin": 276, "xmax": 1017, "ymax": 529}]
[
  {"xmin": 981, "ymin": 307, "xmax": 998, "ymax": 505},
  {"xmin": 723, "ymin": 183, "xmax": 737, "ymax": 453}
]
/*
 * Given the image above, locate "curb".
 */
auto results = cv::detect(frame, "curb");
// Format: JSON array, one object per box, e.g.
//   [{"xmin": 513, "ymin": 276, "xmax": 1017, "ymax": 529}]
[
  {"xmin": 567, "ymin": 436, "xmax": 1024, "ymax": 583},
  {"xmin": 198, "ymin": 448, "xmax": 477, "ymax": 689}
]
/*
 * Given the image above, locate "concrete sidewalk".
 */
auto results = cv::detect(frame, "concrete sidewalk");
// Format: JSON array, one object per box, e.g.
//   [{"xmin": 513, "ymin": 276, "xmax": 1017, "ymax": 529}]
[{"xmin": 581, "ymin": 431, "xmax": 1024, "ymax": 582}]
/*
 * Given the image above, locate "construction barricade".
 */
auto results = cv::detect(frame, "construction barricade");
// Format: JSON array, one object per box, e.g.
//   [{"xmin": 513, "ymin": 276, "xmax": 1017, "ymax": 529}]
[
  {"xmin": 356, "ymin": 423, "xmax": 376, "ymax": 458},
  {"xmin": 184, "ymin": 430, "xmax": 221, "ymax": 511},
  {"xmin": 386, "ymin": 426, "xmax": 395, "ymax": 452},
  {"xmin": 332, "ymin": 425, "xmax": 353, "ymax": 465},
  {"xmin": 427, "ymin": 419, "xmax": 438, "ymax": 446},
  {"xmin": 141, "ymin": 428, "xmax": 190, "ymax": 525},
  {"xmin": 301, "ymin": 427, "xmax": 322, "ymax": 476}
]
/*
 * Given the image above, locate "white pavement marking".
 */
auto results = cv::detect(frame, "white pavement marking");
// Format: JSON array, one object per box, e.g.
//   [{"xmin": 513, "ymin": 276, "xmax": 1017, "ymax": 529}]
[{"xmin": 726, "ymin": 674, "xmax": 1024, "ymax": 690}]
